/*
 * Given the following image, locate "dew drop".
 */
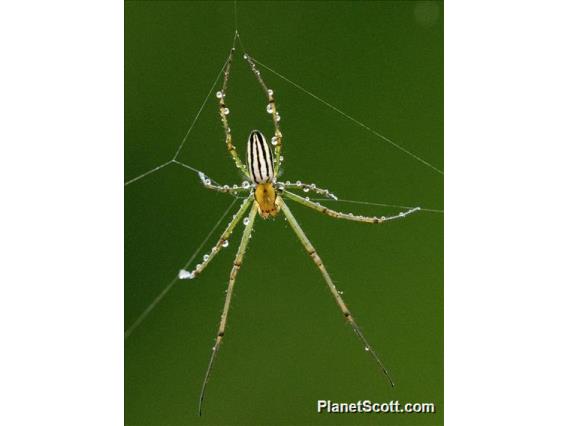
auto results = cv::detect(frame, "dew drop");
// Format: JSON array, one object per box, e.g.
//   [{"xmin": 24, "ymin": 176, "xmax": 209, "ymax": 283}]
[
  {"xmin": 203, "ymin": 254, "xmax": 210, "ymax": 262},
  {"xmin": 215, "ymin": 91, "xmax": 223, "ymax": 99},
  {"xmin": 196, "ymin": 263, "xmax": 202, "ymax": 270},
  {"xmin": 381, "ymin": 216, "xmax": 386, "ymax": 221},
  {"xmin": 348, "ymin": 213, "xmax": 354, "ymax": 217},
  {"xmin": 266, "ymin": 104, "xmax": 273, "ymax": 114},
  {"xmin": 223, "ymin": 108, "xmax": 230, "ymax": 115},
  {"xmin": 279, "ymin": 156, "xmax": 284, "ymax": 162},
  {"xmin": 285, "ymin": 180, "xmax": 291, "ymax": 185},
  {"xmin": 268, "ymin": 89, "xmax": 274, "ymax": 96},
  {"xmin": 242, "ymin": 181, "xmax": 251, "ymax": 189},
  {"xmin": 309, "ymin": 184, "xmax": 316, "ymax": 189},
  {"xmin": 222, "ymin": 240, "xmax": 229, "ymax": 248},
  {"xmin": 243, "ymin": 54, "xmax": 248, "ymax": 60},
  {"xmin": 305, "ymin": 197, "xmax": 310, "ymax": 201},
  {"xmin": 204, "ymin": 178, "xmax": 211, "ymax": 185},
  {"xmin": 296, "ymin": 180, "xmax": 302, "ymax": 185},
  {"xmin": 233, "ymin": 184, "xmax": 238, "ymax": 190},
  {"xmin": 178, "ymin": 269, "xmax": 191, "ymax": 279},
  {"xmin": 365, "ymin": 347, "xmax": 370, "ymax": 352},
  {"xmin": 275, "ymin": 113, "xmax": 281, "ymax": 122},
  {"xmin": 243, "ymin": 217, "xmax": 250, "ymax": 225},
  {"xmin": 303, "ymin": 187, "xmax": 310, "ymax": 192},
  {"xmin": 223, "ymin": 185, "xmax": 229, "ymax": 190},
  {"xmin": 271, "ymin": 136, "xmax": 278, "ymax": 146}
]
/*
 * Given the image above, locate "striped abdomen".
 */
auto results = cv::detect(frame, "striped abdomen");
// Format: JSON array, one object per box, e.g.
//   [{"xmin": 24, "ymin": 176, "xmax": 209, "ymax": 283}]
[{"xmin": 247, "ymin": 130, "xmax": 274, "ymax": 184}]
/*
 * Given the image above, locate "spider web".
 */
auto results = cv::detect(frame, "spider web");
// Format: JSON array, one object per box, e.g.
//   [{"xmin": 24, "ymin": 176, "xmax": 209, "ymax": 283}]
[{"xmin": 124, "ymin": 12, "xmax": 443, "ymax": 339}]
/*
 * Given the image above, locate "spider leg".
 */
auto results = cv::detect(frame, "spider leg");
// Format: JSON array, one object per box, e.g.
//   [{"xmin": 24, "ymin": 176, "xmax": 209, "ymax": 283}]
[
  {"xmin": 196, "ymin": 170, "xmax": 252, "ymax": 195},
  {"xmin": 278, "ymin": 181, "xmax": 339, "ymax": 200},
  {"xmin": 217, "ymin": 38, "xmax": 249, "ymax": 178},
  {"xmin": 279, "ymin": 198, "xmax": 395, "ymax": 387},
  {"xmin": 284, "ymin": 190, "xmax": 420, "ymax": 223},
  {"xmin": 178, "ymin": 195, "xmax": 253, "ymax": 281},
  {"xmin": 239, "ymin": 43, "xmax": 284, "ymax": 176},
  {"xmin": 198, "ymin": 204, "xmax": 258, "ymax": 416}
]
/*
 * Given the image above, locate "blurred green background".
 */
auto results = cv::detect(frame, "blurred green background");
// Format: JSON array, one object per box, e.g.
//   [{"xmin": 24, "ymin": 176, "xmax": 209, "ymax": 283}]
[{"xmin": 125, "ymin": 1, "xmax": 443, "ymax": 425}]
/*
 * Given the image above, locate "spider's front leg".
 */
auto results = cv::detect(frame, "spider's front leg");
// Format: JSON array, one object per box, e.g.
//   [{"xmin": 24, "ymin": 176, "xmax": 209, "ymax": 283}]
[
  {"xmin": 241, "ymin": 50, "xmax": 284, "ymax": 175},
  {"xmin": 216, "ymin": 47, "xmax": 249, "ymax": 178}
]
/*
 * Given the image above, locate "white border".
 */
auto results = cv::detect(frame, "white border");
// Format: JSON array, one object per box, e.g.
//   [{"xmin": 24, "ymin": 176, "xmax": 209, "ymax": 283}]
[
  {"xmin": 0, "ymin": 1, "xmax": 123, "ymax": 425},
  {"xmin": 1, "ymin": 1, "xmax": 568, "ymax": 424},
  {"xmin": 446, "ymin": 1, "xmax": 568, "ymax": 424}
]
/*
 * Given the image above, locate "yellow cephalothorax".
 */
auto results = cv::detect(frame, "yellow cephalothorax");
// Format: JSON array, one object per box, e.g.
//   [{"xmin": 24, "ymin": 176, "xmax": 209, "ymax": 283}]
[{"xmin": 254, "ymin": 183, "xmax": 279, "ymax": 218}]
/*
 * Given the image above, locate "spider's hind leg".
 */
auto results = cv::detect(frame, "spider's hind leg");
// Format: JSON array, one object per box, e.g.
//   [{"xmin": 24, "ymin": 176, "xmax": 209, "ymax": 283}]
[
  {"xmin": 279, "ymin": 198, "xmax": 395, "ymax": 387},
  {"xmin": 198, "ymin": 204, "xmax": 258, "ymax": 416}
]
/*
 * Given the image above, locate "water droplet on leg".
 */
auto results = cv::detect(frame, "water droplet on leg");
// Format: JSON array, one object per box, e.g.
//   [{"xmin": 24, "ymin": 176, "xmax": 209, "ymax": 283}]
[{"xmin": 178, "ymin": 269, "xmax": 191, "ymax": 279}]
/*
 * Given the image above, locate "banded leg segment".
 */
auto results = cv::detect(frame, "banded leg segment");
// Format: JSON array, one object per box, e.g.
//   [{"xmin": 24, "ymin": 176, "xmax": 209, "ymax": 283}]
[
  {"xmin": 241, "ymin": 49, "xmax": 284, "ymax": 176},
  {"xmin": 179, "ymin": 196, "xmax": 253, "ymax": 281},
  {"xmin": 217, "ymin": 42, "xmax": 249, "ymax": 178},
  {"xmin": 279, "ymin": 199, "xmax": 395, "ymax": 387},
  {"xmin": 284, "ymin": 190, "xmax": 420, "ymax": 223},
  {"xmin": 198, "ymin": 205, "xmax": 258, "ymax": 416}
]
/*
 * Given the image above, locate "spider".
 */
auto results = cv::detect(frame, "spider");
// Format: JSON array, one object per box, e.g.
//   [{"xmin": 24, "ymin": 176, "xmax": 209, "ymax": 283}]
[{"xmin": 178, "ymin": 39, "xmax": 421, "ymax": 416}]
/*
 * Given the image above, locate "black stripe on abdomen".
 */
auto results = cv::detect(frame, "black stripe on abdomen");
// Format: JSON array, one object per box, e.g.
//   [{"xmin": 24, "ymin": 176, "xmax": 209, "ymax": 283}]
[{"xmin": 247, "ymin": 130, "xmax": 274, "ymax": 184}]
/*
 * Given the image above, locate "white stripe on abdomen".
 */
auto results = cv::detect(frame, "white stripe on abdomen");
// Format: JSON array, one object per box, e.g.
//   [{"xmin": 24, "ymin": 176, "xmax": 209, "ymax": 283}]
[{"xmin": 247, "ymin": 130, "xmax": 274, "ymax": 184}]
